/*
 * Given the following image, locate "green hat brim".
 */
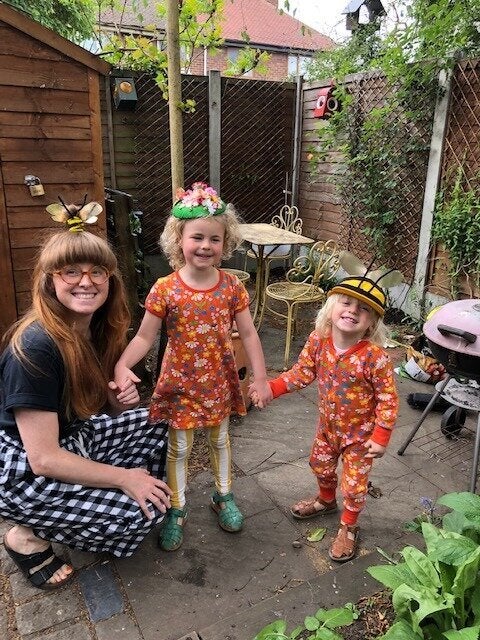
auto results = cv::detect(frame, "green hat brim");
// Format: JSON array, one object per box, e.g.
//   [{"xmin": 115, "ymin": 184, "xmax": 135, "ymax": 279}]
[{"xmin": 171, "ymin": 201, "xmax": 226, "ymax": 219}]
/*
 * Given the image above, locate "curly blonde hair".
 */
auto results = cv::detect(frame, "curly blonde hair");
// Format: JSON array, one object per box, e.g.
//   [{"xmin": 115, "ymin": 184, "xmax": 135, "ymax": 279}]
[
  {"xmin": 315, "ymin": 293, "xmax": 389, "ymax": 347},
  {"xmin": 160, "ymin": 204, "xmax": 243, "ymax": 270}
]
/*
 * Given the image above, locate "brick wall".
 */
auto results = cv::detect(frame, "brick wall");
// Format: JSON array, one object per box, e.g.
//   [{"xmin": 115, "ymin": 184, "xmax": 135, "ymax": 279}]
[{"xmin": 189, "ymin": 47, "xmax": 290, "ymax": 81}]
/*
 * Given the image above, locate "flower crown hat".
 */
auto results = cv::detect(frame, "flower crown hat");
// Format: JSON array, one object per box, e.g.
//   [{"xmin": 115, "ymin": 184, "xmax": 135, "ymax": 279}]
[
  {"xmin": 171, "ymin": 182, "xmax": 226, "ymax": 219},
  {"xmin": 327, "ymin": 252, "xmax": 404, "ymax": 317}
]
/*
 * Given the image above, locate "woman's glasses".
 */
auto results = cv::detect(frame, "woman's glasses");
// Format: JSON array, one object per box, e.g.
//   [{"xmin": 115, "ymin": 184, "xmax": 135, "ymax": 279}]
[{"xmin": 53, "ymin": 265, "xmax": 110, "ymax": 285}]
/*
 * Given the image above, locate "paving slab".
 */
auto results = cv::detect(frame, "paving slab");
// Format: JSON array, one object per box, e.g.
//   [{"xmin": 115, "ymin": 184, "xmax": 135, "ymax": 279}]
[{"xmin": 115, "ymin": 474, "xmax": 326, "ymax": 640}]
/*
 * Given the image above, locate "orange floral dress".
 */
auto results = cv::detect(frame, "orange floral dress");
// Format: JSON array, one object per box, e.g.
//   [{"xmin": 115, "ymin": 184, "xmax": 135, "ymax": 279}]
[{"xmin": 144, "ymin": 270, "xmax": 249, "ymax": 430}]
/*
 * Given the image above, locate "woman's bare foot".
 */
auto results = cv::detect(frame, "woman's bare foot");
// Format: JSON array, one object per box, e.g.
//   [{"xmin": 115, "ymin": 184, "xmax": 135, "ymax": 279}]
[{"xmin": 5, "ymin": 525, "xmax": 74, "ymax": 586}]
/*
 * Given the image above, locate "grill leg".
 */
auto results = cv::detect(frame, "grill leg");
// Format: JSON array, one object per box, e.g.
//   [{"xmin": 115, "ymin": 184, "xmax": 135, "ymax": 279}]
[
  {"xmin": 470, "ymin": 412, "xmax": 480, "ymax": 494},
  {"xmin": 397, "ymin": 375, "xmax": 451, "ymax": 456}
]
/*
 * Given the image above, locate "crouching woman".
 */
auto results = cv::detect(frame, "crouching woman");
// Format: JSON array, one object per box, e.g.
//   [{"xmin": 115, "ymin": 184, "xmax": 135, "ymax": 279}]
[{"xmin": 0, "ymin": 205, "xmax": 171, "ymax": 590}]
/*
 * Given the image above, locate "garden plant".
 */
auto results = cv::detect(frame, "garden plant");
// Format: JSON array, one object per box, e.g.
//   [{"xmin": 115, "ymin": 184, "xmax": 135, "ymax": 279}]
[{"xmin": 253, "ymin": 492, "xmax": 480, "ymax": 640}]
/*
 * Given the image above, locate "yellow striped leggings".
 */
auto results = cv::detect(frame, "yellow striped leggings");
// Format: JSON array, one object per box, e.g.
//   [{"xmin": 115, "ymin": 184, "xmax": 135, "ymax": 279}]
[{"xmin": 167, "ymin": 418, "xmax": 231, "ymax": 508}]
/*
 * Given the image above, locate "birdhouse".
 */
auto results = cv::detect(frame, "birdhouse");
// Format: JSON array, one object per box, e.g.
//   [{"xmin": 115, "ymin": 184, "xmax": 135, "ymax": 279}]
[
  {"xmin": 341, "ymin": 0, "xmax": 386, "ymax": 31},
  {"xmin": 112, "ymin": 77, "xmax": 138, "ymax": 111},
  {"xmin": 313, "ymin": 86, "xmax": 340, "ymax": 119}
]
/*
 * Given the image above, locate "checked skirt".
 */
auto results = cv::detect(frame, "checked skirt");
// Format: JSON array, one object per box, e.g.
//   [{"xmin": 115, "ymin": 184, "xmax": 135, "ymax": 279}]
[{"xmin": 0, "ymin": 409, "xmax": 168, "ymax": 557}]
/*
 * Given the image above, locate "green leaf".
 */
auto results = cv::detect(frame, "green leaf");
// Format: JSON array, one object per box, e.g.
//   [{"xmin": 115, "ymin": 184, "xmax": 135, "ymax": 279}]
[
  {"xmin": 392, "ymin": 584, "xmax": 454, "ymax": 633},
  {"xmin": 253, "ymin": 619, "xmax": 287, "ymax": 639},
  {"xmin": 378, "ymin": 619, "xmax": 423, "ymax": 639},
  {"xmin": 443, "ymin": 626, "xmax": 480, "ymax": 639},
  {"xmin": 429, "ymin": 537, "xmax": 479, "ymax": 567},
  {"xmin": 307, "ymin": 527, "xmax": 326, "ymax": 542},
  {"xmin": 315, "ymin": 606, "xmax": 354, "ymax": 628},
  {"xmin": 368, "ymin": 562, "xmax": 421, "ymax": 591},
  {"xmin": 304, "ymin": 616, "xmax": 320, "ymax": 631},
  {"xmin": 401, "ymin": 546, "xmax": 442, "ymax": 589},
  {"xmin": 438, "ymin": 493, "xmax": 480, "ymax": 516}
]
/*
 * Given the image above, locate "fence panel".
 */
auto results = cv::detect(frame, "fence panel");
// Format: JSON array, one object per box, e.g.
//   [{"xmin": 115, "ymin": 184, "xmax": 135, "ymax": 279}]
[
  {"xmin": 301, "ymin": 73, "xmax": 434, "ymax": 282},
  {"xmin": 429, "ymin": 59, "xmax": 480, "ymax": 298}
]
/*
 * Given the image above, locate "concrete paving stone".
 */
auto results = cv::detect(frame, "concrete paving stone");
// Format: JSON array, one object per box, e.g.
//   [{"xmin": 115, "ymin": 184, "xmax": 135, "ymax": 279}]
[
  {"xmin": 68, "ymin": 548, "xmax": 102, "ymax": 570},
  {"xmin": 39, "ymin": 621, "xmax": 93, "ymax": 640},
  {"xmin": 231, "ymin": 399, "xmax": 316, "ymax": 474},
  {"xmin": 0, "ymin": 603, "xmax": 7, "ymax": 640},
  {"xmin": 14, "ymin": 589, "xmax": 82, "ymax": 636},
  {"xmin": 197, "ymin": 551, "xmax": 390, "ymax": 640},
  {"xmin": 115, "ymin": 477, "xmax": 326, "ymax": 640},
  {"xmin": 95, "ymin": 612, "xmax": 142, "ymax": 640},
  {"xmin": 10, "ymin": 568, "xmax": 53, "ymax": 603}
]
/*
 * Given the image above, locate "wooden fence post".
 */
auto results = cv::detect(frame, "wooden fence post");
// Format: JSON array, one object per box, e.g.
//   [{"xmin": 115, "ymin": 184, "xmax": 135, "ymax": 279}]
[
  {"xmin": 410, "ymin": 68, "xmax": 452, "ymax": 317},
  {"xmin": 209, "ymin": 70, "xmax": 221, "ymax": 191},
  {"xmin": 105, "ymin": 189, "xmax": 142, "ymax": 329}
]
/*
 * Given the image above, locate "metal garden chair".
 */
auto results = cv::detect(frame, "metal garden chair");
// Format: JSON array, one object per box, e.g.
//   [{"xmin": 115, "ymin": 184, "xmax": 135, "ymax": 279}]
[{"xmin": 264, "ymin": 239, "xmax": 340, "ymax": 370}]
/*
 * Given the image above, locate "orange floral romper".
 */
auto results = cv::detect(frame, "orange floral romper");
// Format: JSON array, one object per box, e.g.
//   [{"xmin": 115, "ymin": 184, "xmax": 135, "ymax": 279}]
[{"xmin": 277, "ymin": 331, "xmax": 398, "ymax": 512}]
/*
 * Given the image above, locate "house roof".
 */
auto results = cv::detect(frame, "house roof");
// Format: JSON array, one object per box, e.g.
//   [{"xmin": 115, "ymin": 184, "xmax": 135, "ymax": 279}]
[
  {"xmin": 100, "ymin": 0, "xmax": 334, "ymax": 53},
  {"xmin": 0, "ymin": 2, "xmax": 110, "ymax": 74},
  {"xmin": 100, "ymin": 3, "xmax": 161, "ymax": 32},
  {"xmin": 222, "ymin": 0, "xmax": 334, "ymax": 52}
]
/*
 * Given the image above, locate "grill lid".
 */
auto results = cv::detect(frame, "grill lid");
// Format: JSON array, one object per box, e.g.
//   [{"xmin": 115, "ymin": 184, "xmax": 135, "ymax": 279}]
[{"xmin": 423, "ymin": 299, "xmax": 480, "ymax": 357}]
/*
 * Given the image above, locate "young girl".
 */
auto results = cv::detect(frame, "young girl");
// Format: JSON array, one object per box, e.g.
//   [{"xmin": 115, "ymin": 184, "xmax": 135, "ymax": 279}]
[
  {"xmin": 253, "ymin": 275, "xmax": 399, "ymax": 562},
  {"xmin": 115, "ymin": 182, "xmax": 271, "ymax": 551}
]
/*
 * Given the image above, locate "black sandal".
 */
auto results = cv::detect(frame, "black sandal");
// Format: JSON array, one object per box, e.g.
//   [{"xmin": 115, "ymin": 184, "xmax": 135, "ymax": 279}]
[{"xmin": 3, "ymin": 535, "xmax": 74, "ymax": 590}]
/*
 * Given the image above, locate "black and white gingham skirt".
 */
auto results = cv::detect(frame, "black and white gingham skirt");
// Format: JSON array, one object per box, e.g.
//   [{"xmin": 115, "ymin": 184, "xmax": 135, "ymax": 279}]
[{"xmin": 0, "ymin": 409, "xmax": 168, "ymax": 557}]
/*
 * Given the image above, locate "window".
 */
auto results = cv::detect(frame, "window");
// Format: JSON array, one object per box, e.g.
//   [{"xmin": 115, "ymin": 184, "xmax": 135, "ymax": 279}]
[
  {"xmin": 287, "ymin": 54, "xmax": 311, "ymax": 77},
  {"xmin": 227, "ymin": 47, "xmax": 253, "ymax": 77}
]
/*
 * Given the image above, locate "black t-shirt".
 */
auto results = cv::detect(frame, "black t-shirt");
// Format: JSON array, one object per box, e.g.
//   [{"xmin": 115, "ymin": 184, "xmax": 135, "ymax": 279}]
[{"xmin": 0, "ymin": 323, "xmax": 75, "ymax": 438}]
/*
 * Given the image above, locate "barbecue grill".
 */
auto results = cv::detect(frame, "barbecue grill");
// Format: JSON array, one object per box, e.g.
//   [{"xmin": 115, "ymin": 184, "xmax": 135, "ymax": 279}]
[{"xmin": 398, "ymin": 299, "xmax": 480, "ymax": 492}]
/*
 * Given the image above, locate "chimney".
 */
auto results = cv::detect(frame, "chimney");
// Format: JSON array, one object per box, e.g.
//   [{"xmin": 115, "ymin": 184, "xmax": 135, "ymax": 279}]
[{"xmin": 265, "ymin": 0, "xmax": 278, "ymax": 6}]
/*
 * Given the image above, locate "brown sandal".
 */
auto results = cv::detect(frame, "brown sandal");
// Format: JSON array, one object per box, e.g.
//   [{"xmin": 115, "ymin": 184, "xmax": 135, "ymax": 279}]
[
  {"xmin": 328, "ymin": 524, "xmax": 359, "ymax": 563},
  {"xmin": 290, "ymin": 496, "xmax": 337, "ymax": 520}
]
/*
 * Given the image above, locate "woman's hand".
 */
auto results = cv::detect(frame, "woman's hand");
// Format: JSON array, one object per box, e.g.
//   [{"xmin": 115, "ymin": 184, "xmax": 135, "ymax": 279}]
[
  {"xmin": 108, "ymin": 378, "xmax": 140, "ymax": 410},
  {"xmin": 120, "ymin": 468, "xmax": 172, "ymax": 520}
]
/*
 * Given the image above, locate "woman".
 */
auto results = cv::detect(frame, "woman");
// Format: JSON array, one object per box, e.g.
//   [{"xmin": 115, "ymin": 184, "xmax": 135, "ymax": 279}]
[{"xmin": 0, "ymin": 201, "xmax": 171, "ymax": 590}]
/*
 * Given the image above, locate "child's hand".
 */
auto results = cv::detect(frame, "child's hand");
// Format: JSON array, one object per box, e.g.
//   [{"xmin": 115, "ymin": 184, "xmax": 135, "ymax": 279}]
[
  {"xmin": 248, "ymin": 380, "xmax": 272, "ymax": 409},
  {"xmin": 114, "ymin": 365, "xmax": 141, "ymax": 391},
  {"xmin": 364, "ymin": 439, "xmax": 386, "ymax": 459}
]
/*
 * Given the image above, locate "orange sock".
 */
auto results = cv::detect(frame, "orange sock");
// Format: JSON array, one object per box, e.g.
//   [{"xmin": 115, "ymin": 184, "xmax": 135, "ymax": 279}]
[
  {"xmin": 341, "ymin": 508, "xmax": 359, "ymax": 526},
  {"xmin": 319, "ymin": 487, "xmax": 336, "ymax": 503}
]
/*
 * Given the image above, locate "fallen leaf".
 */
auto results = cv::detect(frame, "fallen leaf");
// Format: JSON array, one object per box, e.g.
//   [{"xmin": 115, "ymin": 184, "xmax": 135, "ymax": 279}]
[{"xmin": 306, "ymin": 527, "xmax": 326, "ymax": 542}]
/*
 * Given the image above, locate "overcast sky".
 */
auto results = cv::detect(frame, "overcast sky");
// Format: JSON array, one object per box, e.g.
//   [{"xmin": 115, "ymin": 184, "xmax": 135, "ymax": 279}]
[{"xmin": 282, "ymin": 0, "xmax": 350, "ymax": 41}]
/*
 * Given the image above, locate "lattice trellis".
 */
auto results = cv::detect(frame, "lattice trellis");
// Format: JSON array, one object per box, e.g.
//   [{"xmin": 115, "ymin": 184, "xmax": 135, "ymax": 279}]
[
  {"xmin": 429, "ymin": 58, "xmax": 480, "ymax": 297},
  {"xmin": 336, "ymin": 71, "xmax": 434, "ymax": 281},
  {"xmin": 220, "ymin": 77, "xmax": 295, "ymax": 222},
  {"xmin": 133, "ymin": 74, "xmax": 209, "ymax": 254},
  {"xmin": 133, "ymin": 73, "xmax": 296, "ymax": 254}
]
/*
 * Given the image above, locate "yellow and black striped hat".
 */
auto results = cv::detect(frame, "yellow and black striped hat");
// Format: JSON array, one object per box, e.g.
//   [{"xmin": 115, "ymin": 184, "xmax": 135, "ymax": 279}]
[{"xmin": 328, "ymin": 276, "xmax": 386, "ymax": 316}]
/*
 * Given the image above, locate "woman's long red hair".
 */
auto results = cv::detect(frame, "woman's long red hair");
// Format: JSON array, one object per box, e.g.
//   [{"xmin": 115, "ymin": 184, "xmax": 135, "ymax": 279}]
[{"xmin": 3, "ymin": 231, "xmax": 131, "ymax": 419}]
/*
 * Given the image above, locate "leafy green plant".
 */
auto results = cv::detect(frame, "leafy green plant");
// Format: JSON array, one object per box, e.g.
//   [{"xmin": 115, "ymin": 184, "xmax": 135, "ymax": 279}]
[
  {"xmin": 305, "ymin": 0, "xmax": 480, "ymax": 266},
  {"xmin": 432, "ymin": 166, "xmax": 480, "ymax": 297},
  {"xmin": 253, "ymin": 604, "xmax": 357, "ymax": 640},
  {"xmin": 368, "ymin": 521, "xmax": 480, "ymax": 639},
  {"xmin": 437, "ymin": 492, "xmax": 480, "ymax": 545}
]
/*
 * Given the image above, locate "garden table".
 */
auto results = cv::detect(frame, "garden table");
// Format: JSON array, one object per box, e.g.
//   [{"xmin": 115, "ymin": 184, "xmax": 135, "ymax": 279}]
[{"xmin": 239, "ymin": 223, "xmax": 314, "ymax": 328}]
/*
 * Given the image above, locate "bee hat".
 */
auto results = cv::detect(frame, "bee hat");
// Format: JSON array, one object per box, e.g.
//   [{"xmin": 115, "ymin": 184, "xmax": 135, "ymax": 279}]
[{"xmin": 328, "ymin": 252, "xmax": 403, "ymax": 317}]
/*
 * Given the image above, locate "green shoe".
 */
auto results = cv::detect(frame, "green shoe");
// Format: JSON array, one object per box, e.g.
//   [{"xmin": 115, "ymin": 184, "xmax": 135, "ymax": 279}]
[
  {"xmin": 158, "ymin": 507, "xmax": 188, "ymax": 551},
  {"xmin": 211, "ymin": 491, "xmax": 244, "ymax": 532}
]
